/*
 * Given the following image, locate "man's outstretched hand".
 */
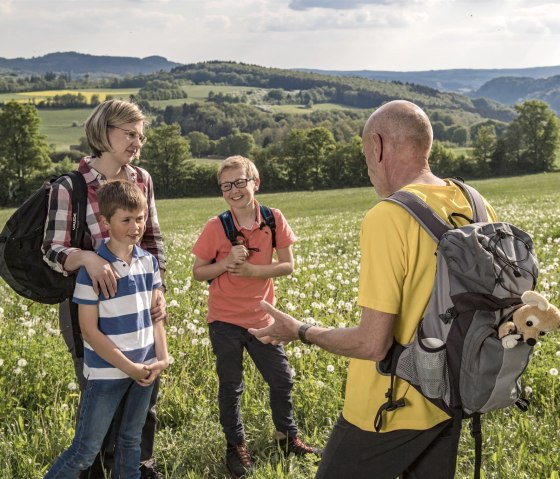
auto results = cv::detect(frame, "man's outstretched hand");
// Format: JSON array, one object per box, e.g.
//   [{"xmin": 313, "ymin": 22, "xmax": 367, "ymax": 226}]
[{"xmin": 248, "ymin": 301, "xmax": 303, "ymax": 345}]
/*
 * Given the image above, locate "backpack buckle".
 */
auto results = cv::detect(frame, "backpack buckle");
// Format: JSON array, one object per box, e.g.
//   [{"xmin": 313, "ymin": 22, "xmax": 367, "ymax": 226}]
[{"xmin": 439, "ymin": 307, "xmax": 457, "ymax": 324}]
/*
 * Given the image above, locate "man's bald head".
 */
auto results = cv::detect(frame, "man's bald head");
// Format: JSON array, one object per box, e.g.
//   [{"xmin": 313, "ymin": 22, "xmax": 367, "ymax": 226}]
[
  {"xmin": 362, "ymin": 100, "xmax": 438, "ymax": 197},
  {"xmin": 364, "ymin": 100, "xmax": 433, "ymax": 160}
]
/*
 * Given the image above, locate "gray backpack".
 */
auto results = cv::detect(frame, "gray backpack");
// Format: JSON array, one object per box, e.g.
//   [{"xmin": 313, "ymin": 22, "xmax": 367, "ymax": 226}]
[{"xmin": 376, "ymin": 179, "xmax": 539, "ymax": 479}]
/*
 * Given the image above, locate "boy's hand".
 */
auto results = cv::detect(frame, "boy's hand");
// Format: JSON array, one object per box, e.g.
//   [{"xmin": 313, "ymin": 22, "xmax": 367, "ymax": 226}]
[
  {"xmin": 226, "ymin": 260, "xmax": 255, "ymax": 277},
  {"xmin": 129, "ymin": 363, "xmax": 153, "ymax": 384},
  {"xmin": 226, "ymin": 244, "xmax": 249, "ymax": 265},
  {"xmin": 136, "ymin": 360, "xmax": 169, "ymax": 387}
]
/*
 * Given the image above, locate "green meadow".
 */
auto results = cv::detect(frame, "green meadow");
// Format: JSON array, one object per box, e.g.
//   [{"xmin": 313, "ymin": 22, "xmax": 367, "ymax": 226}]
[{"xmin": 0, "ymin": 173, "xmax": 559, "ymax": 478}]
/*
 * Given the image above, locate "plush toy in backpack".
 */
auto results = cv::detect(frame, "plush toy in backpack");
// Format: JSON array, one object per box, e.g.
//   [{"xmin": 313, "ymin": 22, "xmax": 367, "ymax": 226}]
[{"xmin": 499, "ymin": 291, "xmax": 560, "ymax": 348}]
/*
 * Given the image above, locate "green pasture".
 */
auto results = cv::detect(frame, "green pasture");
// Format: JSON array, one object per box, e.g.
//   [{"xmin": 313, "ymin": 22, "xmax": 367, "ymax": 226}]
[
  {"xmin": 0, "ymin": 88, "xmax": 139, "ymax": 104},
  {"xmin": 37, "ymin": 109, "xmax": 90, "ymax": 150},
  {"xmin": 1, "ymin": 173, "xmax": 560, "ymax": 478},
  {"xmin": 270, "ymin": 103, "xmax": 365, "ymax": 115}
]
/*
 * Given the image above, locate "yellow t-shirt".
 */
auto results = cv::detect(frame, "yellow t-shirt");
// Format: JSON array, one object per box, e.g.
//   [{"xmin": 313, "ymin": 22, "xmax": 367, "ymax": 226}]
[{"xmin": 342, "ymin": 180, "xmax": 496, "ymax": 432}]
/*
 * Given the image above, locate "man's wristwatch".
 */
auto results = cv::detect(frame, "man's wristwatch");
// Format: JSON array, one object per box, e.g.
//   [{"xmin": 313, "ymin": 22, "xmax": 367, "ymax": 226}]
[{"xmin": 298, "ymin": 323, "xmax": 314, "ymax": 345}]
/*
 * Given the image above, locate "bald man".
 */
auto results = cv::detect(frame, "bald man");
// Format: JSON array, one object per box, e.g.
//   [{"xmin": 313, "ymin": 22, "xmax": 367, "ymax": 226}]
[{"xmin": 249, "ymin": 100, "xmax": 496, "ymax": 478}]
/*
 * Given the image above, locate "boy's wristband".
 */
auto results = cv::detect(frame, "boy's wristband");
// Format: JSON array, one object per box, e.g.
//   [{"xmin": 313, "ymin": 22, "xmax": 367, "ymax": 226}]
[
  {"xmin": 298, "ymin": 323, "xmax": 313, "ymax": 345},
  {"xmin": 160, "ymin": 283, "xmax": 167, "ymax": 294}
]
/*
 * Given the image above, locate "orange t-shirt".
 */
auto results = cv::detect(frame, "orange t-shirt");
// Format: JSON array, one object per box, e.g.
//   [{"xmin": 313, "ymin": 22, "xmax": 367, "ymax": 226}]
[{"xmin": 192, "ymin": 203, "xmax": 296, "ymax": 329}]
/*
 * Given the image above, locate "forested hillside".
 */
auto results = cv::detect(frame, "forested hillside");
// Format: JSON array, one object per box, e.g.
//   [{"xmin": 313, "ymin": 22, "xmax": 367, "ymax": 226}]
[
  {"xmin": 0, "ymin": 51, "xmax": 180, "ymax": 78},
  {"xmin": 0, "ymin": 60, "xmax": 558, "ymax": 205},
  {"xmin": 475, "ymin": 75, "xmax": 560, "ymax": 114}
]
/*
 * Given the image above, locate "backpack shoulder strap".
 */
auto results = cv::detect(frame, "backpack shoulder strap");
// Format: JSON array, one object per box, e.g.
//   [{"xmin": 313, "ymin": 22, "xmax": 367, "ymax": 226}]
[
  {"xmin": 218, "ymin": 210, "xmax": 242, "ymax": 245},
  {"xmin": 64, "ymin": 171, "xmax": 88, "ymax": 248},
  {"xmin": 259, "ymin": 205, "xmax": 276, "ymax": 248},
  {"xmin": 385, "ymin": 191, "xmax": 450, "ymax": 242},
  {"xmin": 447, "ymin": 178, "xmax": 488, "ymax": 223}
]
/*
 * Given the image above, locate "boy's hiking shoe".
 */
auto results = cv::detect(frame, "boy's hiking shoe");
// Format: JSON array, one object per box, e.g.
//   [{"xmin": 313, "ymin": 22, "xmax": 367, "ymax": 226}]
[
  {"xmin": 277, "ymin": 436, "xmax": 322, "ymax": 457},
  {"xmin": 226, "ymin": 442, "xmax": 253, "ymax": 478},
  {"xmin": 140, "ymin": 462, "xmax": 165, "ymax": 479}
]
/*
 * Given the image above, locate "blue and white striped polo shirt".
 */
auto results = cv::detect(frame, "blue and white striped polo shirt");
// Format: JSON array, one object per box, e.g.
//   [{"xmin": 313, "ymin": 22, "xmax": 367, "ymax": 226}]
[{"xmin": 73, "ymin": 241, "xmax": 162, "ymax": 380}]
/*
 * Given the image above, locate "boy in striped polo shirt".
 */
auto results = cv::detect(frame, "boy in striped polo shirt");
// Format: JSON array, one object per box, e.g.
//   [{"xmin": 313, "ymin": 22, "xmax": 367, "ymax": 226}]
[{"xmin": 45, "ymin": 180, "xmax": 169, "ymax": 479}]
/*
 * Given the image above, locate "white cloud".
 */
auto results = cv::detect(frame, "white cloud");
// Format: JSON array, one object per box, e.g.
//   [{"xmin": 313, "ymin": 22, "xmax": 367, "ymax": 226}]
[
  {"xmin": 204, "ymin": 15, "xmax": 233, "ymax": 30},
  {"xmin": 1, "ymin": 0, "xmax": 560, "ymax": 71},
  {"xmin": 288, "ymin": 0, "xmax": 425, "ymax": 10},
  {"xmin": 249, "ymin": 4, "xmax": 427, "ymax": 32},
  {"xmin": 0, "ymin": 0, "xmax": 13, "ymax": 14},
  {"xmin": 506, "ymin": 4, "xmax": 560, "ymax": 34}
]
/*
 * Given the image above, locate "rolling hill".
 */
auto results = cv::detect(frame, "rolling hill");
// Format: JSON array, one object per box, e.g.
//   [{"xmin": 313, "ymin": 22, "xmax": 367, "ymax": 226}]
[{"xmin": 0, "ymin": 51, "xmax": 181, "ymax": 77}]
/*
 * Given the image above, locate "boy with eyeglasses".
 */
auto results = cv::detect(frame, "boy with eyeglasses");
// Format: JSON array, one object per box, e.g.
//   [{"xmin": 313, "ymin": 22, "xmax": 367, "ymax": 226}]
[{"xmin": 192, "ymin": 155, "xmax": 320, "ymax": 478}]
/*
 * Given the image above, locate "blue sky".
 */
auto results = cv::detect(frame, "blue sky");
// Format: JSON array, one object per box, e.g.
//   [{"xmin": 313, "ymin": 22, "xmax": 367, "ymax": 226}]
[{"xmin": 1, "ymin": 0, "xmax": 560, "ymax": 71}]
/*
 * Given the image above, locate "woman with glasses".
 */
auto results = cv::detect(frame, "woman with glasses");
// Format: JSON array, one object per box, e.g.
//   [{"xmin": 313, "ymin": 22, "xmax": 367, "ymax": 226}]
[{"xmin": 42, "ymin": 99, "xmax": 166, "ymax": 479}]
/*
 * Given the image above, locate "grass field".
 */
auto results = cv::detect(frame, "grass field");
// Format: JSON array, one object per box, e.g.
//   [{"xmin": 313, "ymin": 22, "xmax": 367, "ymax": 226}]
[{"xmin": 0, "ymin": 175, "xmax": 559, "ymax": 478}]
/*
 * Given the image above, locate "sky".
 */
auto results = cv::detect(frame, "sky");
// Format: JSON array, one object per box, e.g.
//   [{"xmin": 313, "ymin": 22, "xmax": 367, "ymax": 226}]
[{"xmin": 1, "ymin": 0, "xmax": 560, "ymax": 72}]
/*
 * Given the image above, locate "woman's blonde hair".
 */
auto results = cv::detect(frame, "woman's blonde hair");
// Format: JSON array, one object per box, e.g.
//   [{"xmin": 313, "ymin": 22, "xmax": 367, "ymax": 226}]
[
  {"xmin": 217, "ymin": 155, "xmax": 260, "ymax": 182},
  {"xmin": 85, "ymin": 100, "xmax": 146, "ymax": 157}
]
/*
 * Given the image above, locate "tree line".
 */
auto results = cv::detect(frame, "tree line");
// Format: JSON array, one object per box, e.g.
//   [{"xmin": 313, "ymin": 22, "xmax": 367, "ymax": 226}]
[{"xmin": 0, "ymin": 99, "xmax": 557, "ymax": 206}]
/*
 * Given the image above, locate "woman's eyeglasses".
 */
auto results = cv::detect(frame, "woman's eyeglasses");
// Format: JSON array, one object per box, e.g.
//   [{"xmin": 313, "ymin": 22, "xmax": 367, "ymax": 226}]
[{"xmin": 109, "ymin": 125, "xmax": 147, "ymax": 145}]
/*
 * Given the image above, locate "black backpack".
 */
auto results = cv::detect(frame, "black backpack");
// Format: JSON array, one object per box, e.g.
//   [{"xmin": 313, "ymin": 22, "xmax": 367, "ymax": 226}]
[
  {"xmin": 208, "ymin": 205, "xmax": 277, "ymax": 285},
  {"xmin": 0, "ymin": 171, "xmax": 89, "ymax": 304},
  {"xmin": 217, "ymin": 205, "xmax": 276, "ymax": 248}
]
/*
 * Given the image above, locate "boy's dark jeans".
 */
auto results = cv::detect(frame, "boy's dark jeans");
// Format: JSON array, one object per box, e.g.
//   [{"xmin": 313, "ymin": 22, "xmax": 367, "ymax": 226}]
[
  {"xmin": 59, "ymin": 299, "xmax": 159, "ymax": 478},
  {"xmin": 209, "ymin": 320, "xmax": 298, "ymax": 444}
]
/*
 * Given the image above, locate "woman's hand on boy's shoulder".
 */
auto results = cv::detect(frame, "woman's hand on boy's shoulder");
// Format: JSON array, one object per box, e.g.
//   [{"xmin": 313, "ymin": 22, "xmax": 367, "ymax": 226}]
[{"xmin": 150, "ymin": 290, "xmax": 167, "ymax": 323}]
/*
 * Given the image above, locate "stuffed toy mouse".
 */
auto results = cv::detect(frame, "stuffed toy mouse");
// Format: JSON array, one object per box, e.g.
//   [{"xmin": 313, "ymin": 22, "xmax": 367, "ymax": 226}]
[{"xmin": 499, "ymin": 291, "xmax": 560, "ymax": 348}]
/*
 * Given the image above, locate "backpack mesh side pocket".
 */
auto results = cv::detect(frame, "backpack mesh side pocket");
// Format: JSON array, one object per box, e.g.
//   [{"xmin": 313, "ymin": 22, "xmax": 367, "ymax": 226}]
[{"xmin": 396, "ymin": 323, "xmax": 450, "ymax": 401}]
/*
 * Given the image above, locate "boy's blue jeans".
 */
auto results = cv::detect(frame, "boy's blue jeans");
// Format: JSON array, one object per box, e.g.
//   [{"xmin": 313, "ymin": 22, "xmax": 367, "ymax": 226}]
[
  {"xmin": 209, "ymin": 320, "xmax": 298, "ymax": 445},
  {"xmin": 45, "ymin": 378, "xmax": 154, "ymax": 479}
]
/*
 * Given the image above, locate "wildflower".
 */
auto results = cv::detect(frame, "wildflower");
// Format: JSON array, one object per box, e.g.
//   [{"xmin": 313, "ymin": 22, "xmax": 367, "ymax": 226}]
[
  {"xmin": 61, "ymin": 404, "xmax": 69, "ymax": 412},
  {"xmin": 201, "ymin": 337, "xmax": 210, "ymax": 346},
  {"xmin": 191, "ymin": 338, "xmax": 199, "ymax": 346},
  {"xmin": 0, "ymin": 358, "xmax": 3, "ymax": 366},
  {"xmin": 550, "ymin": 368, "xmax": 559, "ymax": 376},
  {"xmin": 524, "ymin": 386, "xmax": 533, "ymax": 396},
  {"xmin": 68, "ymin": 382, "xmax": 78, "ymax": 391},
  {"xmin": 316, "ymin": 380, "xmax": 325, "ymax": 388},
  {"xmin": 17, "ymin": 358, "xmax": 28, "ymax": 367},
  {"xmin": 556, "ymin": 351, "xmax": 560, "ymax": 357},
  {"xmin": 327, "ymin": 365, "xmax": 335, "ymax": 373}
]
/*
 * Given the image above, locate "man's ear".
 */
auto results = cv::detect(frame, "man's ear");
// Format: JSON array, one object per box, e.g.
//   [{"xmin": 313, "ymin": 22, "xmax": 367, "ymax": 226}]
[
  {"xmin": 372, "ymin": 132, "xmax": 383, "ymax": 163},
  {"xmin": 254, "ymin": 177, "xmax": 261, "ymax": 191}
]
